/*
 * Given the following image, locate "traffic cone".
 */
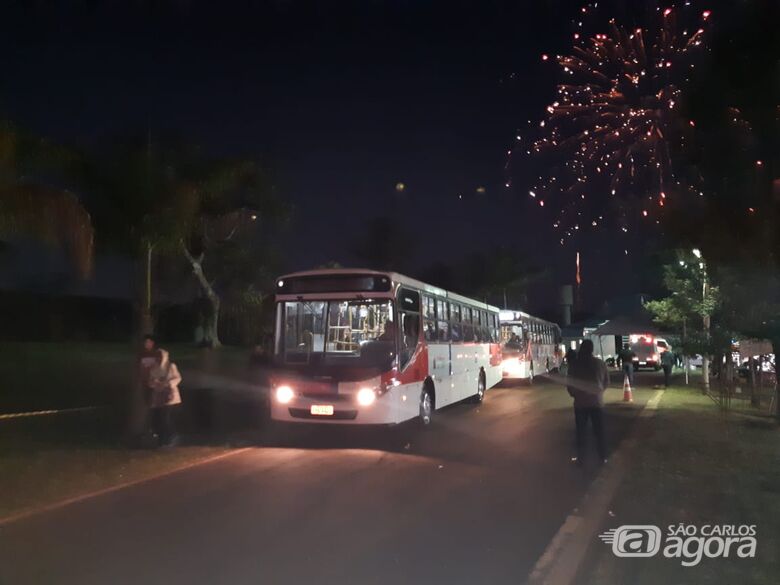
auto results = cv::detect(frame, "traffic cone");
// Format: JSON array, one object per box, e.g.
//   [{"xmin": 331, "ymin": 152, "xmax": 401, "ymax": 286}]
[{"xmin": 623, "ymin": 374, "xmax": 634, "ymax": 402}]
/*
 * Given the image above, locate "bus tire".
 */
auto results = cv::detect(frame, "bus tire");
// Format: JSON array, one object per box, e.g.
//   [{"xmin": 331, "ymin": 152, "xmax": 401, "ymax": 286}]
[
  {"xmin": 419, "ymin": 383, "xmax": 434, "ymax": 427},
  {"xmin": 471, "ymin": 371, "xmax": 486, "ymax": 404}
]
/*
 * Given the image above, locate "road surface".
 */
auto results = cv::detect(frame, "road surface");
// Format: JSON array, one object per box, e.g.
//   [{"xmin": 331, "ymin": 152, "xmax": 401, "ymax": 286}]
[{"xmin": 0, "ymin": 378, "xmax": 650, "ymax": 585}]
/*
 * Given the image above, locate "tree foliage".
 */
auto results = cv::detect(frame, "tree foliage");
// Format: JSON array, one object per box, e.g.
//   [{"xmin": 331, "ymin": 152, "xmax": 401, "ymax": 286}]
[{"xmin": 645, "ymin": 250, "xmax": 719, "ymax": 355}]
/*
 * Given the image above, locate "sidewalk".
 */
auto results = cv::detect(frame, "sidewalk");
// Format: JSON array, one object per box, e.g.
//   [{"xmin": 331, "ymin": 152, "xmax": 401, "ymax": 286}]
[{"xmin": 577, "ymin": 386, "xmax": 780, "ymax": 584}]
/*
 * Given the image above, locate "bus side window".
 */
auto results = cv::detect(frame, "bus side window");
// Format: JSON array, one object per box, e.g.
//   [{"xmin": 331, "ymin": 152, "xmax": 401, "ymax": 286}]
[
  {"xmin": 451, "ymin": 304, "xmax": 462, "ymax": 342},
  {"xmin": 463, "ymin": 307, "xmax": 474, "ymax": 342},
  {"xmin": 423, "ymin": 296, "xmax": 436, "ymax": 342},
  {"xmin": 460, "ymin": 307, "xmax": 474, "ymax": 341},
  {"xmin": 473, "ymin": 310, "xmax": 482, "ymax": 343},
  {"xmin": 436, "ymin": 299, "xmax": 450, "ymax": 342}
]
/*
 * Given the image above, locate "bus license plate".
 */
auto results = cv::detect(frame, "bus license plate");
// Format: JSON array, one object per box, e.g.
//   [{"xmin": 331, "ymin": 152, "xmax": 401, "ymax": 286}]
[{"xmin": 310, "ymin": 405, "xmax": 334, "ymax": 416}]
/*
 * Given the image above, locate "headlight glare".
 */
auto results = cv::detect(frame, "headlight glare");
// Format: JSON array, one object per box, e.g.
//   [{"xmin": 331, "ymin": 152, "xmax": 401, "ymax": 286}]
[
  {"xmin": 276, "ymin": 385, "xmax": 294, "ymax": 404},
  {"xmin": 357, "ymin": 387, "xmax": 376, "ymax": 406}
]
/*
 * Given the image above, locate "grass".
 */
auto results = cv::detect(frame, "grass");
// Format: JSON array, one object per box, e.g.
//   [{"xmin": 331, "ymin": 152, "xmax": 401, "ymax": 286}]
[
  {"xmin": 0, "ymin": 408, "xmax": 232, "ymax": 519},
  {"xmin": 0, "ymin": 341, "xmax": 254, "ymax": 519},
  {"xmin": 580, "ymin": 385, "xmax": 780, "ymax": 584}
]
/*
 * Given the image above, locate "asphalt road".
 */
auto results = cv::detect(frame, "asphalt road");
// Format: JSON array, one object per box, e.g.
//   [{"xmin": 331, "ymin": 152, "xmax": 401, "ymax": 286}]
[{"xmin": 0, "ymin": 377, "xmax": 651, "ymax": 585}]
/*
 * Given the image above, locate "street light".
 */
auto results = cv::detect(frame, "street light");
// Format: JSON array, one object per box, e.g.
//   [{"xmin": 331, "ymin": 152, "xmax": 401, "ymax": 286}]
[{"xmin": 691, "ymin": 248, "xmax": 710, "ymax": 393}]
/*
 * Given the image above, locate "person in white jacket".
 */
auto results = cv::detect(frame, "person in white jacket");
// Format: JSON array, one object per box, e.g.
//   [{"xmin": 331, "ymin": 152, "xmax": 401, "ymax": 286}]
[{"xmin": 147, "ymin": 348, "xmax": 182, "ymax": 446}]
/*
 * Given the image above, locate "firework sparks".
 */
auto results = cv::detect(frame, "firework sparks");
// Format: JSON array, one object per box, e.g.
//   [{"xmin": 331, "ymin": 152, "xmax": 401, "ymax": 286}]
[{"xmin": 526, "ymin": 3, "xmax": 715, "ymax": 244}]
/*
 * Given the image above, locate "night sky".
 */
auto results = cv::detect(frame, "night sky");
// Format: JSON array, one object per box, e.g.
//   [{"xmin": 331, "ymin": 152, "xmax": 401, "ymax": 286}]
[{"xmin": 2, "ymin": 0, "xmax": 641, "ymax": 314}]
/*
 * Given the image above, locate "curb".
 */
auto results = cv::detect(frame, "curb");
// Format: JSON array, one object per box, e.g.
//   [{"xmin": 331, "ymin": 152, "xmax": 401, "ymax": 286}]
[
  {"xmin": 0, "ymin": 447, "xmax": 252, "ymax": 527},
  {"xmin": 527, "ymin": 390, "xmax": 665, "ymax": 585}
]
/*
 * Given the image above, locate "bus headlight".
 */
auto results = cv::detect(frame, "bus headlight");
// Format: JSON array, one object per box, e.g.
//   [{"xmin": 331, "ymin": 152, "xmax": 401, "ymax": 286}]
[
  {"xmin": 502, "ymin": 358, "xmax": 523, "ymax": 377},
  {"xmin": 275, "ymin": 385, "xmax": 294, "ymax": 404},
  {"xmin": 357, "ymin": 387, "xmax": 376, "ymax": 406}
]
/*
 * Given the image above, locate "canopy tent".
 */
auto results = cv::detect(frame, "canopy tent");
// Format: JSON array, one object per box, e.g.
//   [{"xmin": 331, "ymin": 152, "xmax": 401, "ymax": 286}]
[{"xmin": 590, "ymin": 315, "xmax": 665, "ymax": 337}]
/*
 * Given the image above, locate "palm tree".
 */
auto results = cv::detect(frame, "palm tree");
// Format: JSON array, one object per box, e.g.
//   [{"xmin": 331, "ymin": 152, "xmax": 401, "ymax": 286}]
[{"xmin": 0, "ymin": 121, "xmax": 93, "ymax": 278}]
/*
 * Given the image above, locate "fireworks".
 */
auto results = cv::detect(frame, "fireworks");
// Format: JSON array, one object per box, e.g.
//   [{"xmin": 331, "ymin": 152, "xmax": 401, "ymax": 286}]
[{"xmin": 525, "ymin": 3, "xmax": 714, "ymax": 244}]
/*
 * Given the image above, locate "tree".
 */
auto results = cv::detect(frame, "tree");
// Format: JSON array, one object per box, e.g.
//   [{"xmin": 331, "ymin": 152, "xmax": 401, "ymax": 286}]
[
  {"xmin": 0, "ymin": 121, "xmax": 93, "ymax": 278},
  {"xmin": 86, "ymin": 136, "xmax": 284, "ymax": 345},
  {"xmin": 646, "ymin": 250, "xmax": 720, "ymax": 392},
  {"xmin": 82, "ymin": 134, "xmax": 192, "ymax": 334},
  {"xmin": 177, "ymin": 159, "xmax": 284, "ymax": 347}
]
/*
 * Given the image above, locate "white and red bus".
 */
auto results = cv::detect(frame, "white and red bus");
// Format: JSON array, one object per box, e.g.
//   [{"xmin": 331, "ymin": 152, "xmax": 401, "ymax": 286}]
[
  {"xmin": 499, "ymin": 310, "xmax": 562, "ymax": 382},
  {"xmin": 271, "ymin": 269, "xmax": 503, "ymax": 425}
]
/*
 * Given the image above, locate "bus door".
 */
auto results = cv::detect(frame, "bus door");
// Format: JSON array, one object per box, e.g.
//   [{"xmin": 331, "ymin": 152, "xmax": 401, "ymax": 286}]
[{"xmin": 426, "ymin": 296, "xmax": 451, "ymax": 390}]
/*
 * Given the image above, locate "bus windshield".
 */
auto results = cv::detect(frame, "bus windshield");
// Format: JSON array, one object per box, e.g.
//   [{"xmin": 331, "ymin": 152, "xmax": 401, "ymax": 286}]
[{"xmin": 281, "ymin": 299, "xmax": 395, "ymax": 366}]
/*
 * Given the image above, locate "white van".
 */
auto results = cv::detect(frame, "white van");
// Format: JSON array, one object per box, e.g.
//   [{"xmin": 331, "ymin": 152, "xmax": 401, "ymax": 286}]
[{"xmin": 630, "ymin": 336, "xmax": 671, "ymax": 371}]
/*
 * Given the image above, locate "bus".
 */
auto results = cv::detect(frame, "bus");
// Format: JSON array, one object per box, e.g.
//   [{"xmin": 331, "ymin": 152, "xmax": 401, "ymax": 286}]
[
  {"xmin": 499, "ymin": 310, "xmax": 562, "ymax": 382},
  {"xmin": 271, "ymin": 269, "xmax": 503, "ymax": 425}
]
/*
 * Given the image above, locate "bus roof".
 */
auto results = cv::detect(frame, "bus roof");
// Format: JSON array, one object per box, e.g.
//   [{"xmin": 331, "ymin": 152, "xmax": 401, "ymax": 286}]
[
  {"xmin": 276, "ymin": 268, "xmax": 501, "ymax": 313},
  {"xmin": 499, "ymin": 309, "xmax": 560, "ymax": 329}
]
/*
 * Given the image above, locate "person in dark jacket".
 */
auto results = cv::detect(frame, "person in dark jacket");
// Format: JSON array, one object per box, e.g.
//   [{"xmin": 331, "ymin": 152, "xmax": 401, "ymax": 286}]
[
  {"xmin": 561, "ymin": 348, "xmax": 578, "ymax": 377},
  {"xmin": 661, "ymin": 349, "xmax": 675, "ymax": 388},
  {"xmin": 568, "ymin": 339, "xmax": 609, "ymax": 464},
  {"xmin": 619, "ymin": 344, "xmax": 636, "ymax": 386}
]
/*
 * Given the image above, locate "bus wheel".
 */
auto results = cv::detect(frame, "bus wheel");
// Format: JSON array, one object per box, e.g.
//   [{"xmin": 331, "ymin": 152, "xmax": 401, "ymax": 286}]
[
  {"xmin": 419, "ymin": 385, "xmax": 434, "ymax": 427},
  {"xmin": 471, "ymin": 372, "xmax": 486, "ymax": 404}
]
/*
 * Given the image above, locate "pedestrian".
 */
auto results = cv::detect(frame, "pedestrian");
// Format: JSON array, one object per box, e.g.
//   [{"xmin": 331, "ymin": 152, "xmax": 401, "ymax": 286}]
[
  {"xmin": 146, "ymin": 348, "xmax": 183, "ymax": 447},
  {"xmin": 661, "ymin": 349, "xmax": 675, "ymax": 388},
  {"xmin": 561, "ymin": 348, "xmax": 577, "ymax": 377},
  {"xmin": 568, "ymin": 339, "xmax": 609, "ymax": 464},
  {"xmin": 619, "ymin": 343, "xmax": 636, "ymax": 387}
]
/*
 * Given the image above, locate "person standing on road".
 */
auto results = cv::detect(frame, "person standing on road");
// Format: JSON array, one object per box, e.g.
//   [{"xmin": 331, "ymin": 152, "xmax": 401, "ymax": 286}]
[
  {"xmin": 661, "ymin": 349, "xmax": 675, "ymax": 388},
  {"xmin": 619, "ymin": 343, "xmax": 636, "ymax": 387},
  {"xmin": 147, "ymin": 348, "xmax": 183, "ymax": 447},
  {"xmin": 568, "ymin": 339, "xmax": 609, "ymax": 464}
]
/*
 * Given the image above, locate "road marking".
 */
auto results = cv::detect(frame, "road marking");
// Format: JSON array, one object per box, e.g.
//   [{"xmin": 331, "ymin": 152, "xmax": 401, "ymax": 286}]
[
  {"xmin": 0, "ymin": 447, "xmax": 253, "ymax": 527},
  {"xmin": 526, "ymin": 390, "xmax": 665, "ymax": 585},
  {"xmin": 0, "ymin": 406, "xmax": 102, "ymax": 421}
]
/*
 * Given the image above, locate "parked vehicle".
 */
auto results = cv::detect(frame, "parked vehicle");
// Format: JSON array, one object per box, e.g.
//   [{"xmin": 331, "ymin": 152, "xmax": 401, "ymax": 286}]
[{"xmin": 629, "ymin": 335, "xmax": 671, "ymax": 371}]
